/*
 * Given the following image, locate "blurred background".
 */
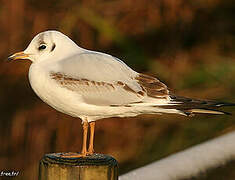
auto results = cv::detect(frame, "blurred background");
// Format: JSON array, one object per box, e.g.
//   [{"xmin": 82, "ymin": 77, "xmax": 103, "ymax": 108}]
[{"xmin": 0, "ymin": 0, "xmax": 235, "ymax": 179}]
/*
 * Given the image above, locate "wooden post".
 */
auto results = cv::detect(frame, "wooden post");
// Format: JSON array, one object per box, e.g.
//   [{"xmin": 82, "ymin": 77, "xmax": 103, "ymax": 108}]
[{"xmin": 39, "ymin": 152, "xmax": 118, "ymax": 180}]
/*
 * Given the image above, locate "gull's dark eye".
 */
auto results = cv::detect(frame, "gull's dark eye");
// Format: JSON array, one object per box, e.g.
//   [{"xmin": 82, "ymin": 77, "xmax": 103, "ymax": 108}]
[{"xmin": 38, "ymin": 44, "xmax": 47, "ymax": 51}]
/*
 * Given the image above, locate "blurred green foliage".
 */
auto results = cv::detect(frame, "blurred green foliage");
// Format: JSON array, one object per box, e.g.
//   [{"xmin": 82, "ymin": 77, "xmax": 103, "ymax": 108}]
[{"xmin": 0, "ymin": 0, "xmax": 235, "ymax": 179}]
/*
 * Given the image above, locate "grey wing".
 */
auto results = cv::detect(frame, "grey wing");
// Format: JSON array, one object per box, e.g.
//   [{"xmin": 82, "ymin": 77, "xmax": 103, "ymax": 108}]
[{"xmin": 49, "ymin": 52, "xmax": 146, "ymax": 106}]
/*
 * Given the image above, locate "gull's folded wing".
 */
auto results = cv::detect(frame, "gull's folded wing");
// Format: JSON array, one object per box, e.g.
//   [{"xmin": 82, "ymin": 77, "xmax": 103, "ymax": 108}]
[{"xmin": 49, "ymin": 52, "xmax": 170, "ymax": 106}]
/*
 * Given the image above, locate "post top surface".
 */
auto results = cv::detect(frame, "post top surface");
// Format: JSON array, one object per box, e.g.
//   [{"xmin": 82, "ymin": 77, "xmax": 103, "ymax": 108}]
[{"xmin": 41, "ymin": 152, "xmax": 118, "ymax": 166}]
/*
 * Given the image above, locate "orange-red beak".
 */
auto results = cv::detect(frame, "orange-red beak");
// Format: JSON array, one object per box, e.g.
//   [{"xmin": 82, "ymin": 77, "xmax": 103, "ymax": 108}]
[{"xmin": 8, "ymin": 51, "xmax": 29, "ymax": 61}]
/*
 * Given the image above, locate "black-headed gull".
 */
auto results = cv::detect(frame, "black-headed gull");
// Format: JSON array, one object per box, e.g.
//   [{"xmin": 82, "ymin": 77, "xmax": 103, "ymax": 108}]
[{"xmin": 8, "ymin": 30, "xmax": 234, "ymax": 157}]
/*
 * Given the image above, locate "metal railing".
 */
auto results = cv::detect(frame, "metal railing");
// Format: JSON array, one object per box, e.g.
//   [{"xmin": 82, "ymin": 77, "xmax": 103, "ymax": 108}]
[{"xmin": 120, "ymin": 131, "xmax": 235, "ymax": 180}]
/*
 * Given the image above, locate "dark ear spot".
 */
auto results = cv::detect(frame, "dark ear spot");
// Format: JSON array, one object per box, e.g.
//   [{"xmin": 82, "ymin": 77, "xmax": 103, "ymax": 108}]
[{"xmin": 51, "ymin": 43, "xmax": 56, "ymax": 52}]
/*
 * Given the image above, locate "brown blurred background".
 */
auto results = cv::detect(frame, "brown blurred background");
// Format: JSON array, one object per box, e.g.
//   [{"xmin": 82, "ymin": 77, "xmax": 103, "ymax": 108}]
[{"xmin": 1, "ymin": 0, "xmax": 235, "ymax": 179}]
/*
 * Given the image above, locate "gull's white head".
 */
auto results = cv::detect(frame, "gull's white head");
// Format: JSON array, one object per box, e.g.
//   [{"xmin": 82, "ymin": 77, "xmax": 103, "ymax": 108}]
[{"xmin": 8, "ymin": 30, "xmax": 81, "ymax": 63}]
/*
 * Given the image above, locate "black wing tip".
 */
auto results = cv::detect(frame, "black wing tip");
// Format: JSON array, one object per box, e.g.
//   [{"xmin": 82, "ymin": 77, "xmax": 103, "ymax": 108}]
[{"xmin": 170, "ymin": 94, "xmax": 235, "ymax": 108}]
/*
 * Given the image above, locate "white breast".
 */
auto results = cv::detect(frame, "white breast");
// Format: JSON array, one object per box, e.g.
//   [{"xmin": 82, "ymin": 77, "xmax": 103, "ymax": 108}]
[{"xmin": 29, "ymin": 63, "xmax": 85, "ymax": 118}]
